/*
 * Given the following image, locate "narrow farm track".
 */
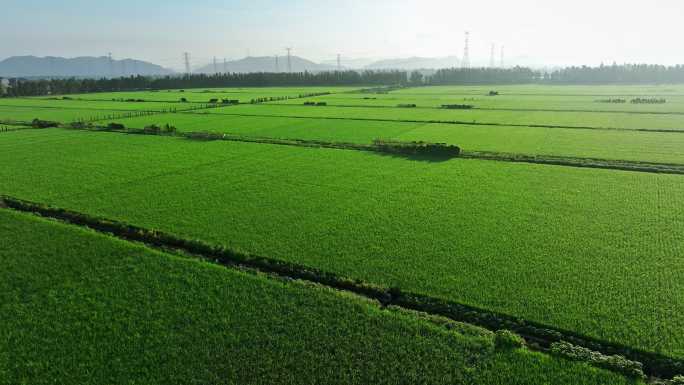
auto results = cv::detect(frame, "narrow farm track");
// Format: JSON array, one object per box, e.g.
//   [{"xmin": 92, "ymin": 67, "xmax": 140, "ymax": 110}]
[
  {"xmin": 190, "ymin": 109, "xmax": 684, "ymax": 134},
  {"xmin": 1, "ymin": 194, "xmax": 681, "ymax": 380}
]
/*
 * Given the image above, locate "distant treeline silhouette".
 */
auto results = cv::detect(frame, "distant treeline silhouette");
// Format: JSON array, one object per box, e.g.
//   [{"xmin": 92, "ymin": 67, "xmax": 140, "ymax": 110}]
[
  {"xmin": 4, "ymin": 64, "xmax": 684, "ymax": 96},
  {"xmin": 1, "ymin": 71, "xmax": 406, "ymax": 97}
]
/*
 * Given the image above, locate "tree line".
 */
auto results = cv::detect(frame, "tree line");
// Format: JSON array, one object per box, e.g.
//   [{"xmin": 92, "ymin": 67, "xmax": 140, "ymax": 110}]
[
  {"xmin": 4, "ymin": 64, "xmax": 684, "ymax": 97},
  {"xmin": 0, "ymin": 71, "xmax": 406, "ymax": 97}
]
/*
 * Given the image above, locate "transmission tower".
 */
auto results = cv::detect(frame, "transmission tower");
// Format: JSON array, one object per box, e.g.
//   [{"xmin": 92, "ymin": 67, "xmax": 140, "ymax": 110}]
[
  {"xmin": 286, "ymin": 48, "xmax": 292, "ymax": 73},
  {"xmin": 183, "ymin": 52, "xmax": 191, "ymax": 74},
  {"xmin": 337, "ymin": 54, "xmax": 341, "ymax": 71},
  {"xmin": 462, "ymin": 31, "xmax": 470, "ymax": 69},
  {"xmin": 489, "ymin": 44, "xmax": 496, "ymax": 68},
  {"xmin": 122, "ymin": 60, "xmax": 127, "ymax": 76},
  {"xmin": 500, "ymin": 46, "xmax": 505, "ymax": 68},
  {"xmin": 108, "ymin": 53, "xmax": 113, "ymax": 77},
  {"xmin": 275, "ymin": 55, "xmax": 280, "ymax": 72},
  {"xmin": 223, "ymin": 58, "xmax": 227, "ymax": 73},
  {"xmin": 213, "ymin": 57, "xmax": 218, "ymax": 74}
]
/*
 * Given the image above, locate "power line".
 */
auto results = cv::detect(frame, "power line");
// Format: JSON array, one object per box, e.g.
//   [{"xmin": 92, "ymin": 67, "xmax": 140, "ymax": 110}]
[
  {"xmin": 183, "ymin": 52, "xmax": 191, "ymax": 74},
  {"xmin": 462, "ymin": 31, "xmax": 470, "ymax": 69},
  {"xmin": 286, "ymin": 48, "xmax": 292, "ymax": 73}
]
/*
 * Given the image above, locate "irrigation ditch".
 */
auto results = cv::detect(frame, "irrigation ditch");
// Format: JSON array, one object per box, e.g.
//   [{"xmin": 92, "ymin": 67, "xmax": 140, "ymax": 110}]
[{"xmin": 1, "ymin": 194, "xmax": 682, "ymax": 382}]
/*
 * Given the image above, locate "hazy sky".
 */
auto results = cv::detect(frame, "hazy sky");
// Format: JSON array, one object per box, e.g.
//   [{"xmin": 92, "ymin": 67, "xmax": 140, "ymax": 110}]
[{"xmin": 2, "ymin": 0, "xmax": 683, "ymax": 69}]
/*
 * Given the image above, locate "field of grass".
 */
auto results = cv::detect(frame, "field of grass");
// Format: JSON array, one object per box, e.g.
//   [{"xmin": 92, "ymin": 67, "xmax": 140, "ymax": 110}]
[
  {"xmin": 0, "ymin": 105, "xmax": 144, "ymax": 123},
  {"xmin": 1, "ymin": 128, "xmax": 683, "ymax": 361},
  {"xmin": 0, "ymin": 98, "xmax": 204, "ymax": 112},
  {"xmin": 0, "ymin": 208, "xmax": 640, "ymax": 385},
  {"xmin": 112, "ymin": 111, "xmax": 684, "ymax": 165},
  {"xmin": 204, "ymin": 103, "xmax": 684, "ymax": 131},
  {"xmin": 3, "ymin": 84, "xmax": 684, "ymax": 382}
]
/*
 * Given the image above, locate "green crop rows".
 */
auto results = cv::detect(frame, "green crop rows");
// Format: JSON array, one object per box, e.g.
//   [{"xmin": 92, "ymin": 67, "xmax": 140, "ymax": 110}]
[{"xmin": 2, "ymin": 84, "xmax": 683, "ymax": 382}]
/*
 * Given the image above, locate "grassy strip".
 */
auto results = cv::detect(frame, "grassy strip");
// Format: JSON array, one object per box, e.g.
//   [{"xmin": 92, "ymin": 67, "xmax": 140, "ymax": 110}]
[
  {"xmin": 2, "ymin": 194, "xmax": 680, "ymax": 380},
  {"xmin": 460, "ymin": 151, "xmax": 684, "ymax": 175}
]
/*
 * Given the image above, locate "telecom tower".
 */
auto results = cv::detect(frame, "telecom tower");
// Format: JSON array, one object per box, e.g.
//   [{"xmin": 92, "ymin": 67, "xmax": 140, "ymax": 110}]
[
  {"xmin": 183, "ymin": 52, "xmax": 191, "ymax": 74},
  {"xmin": 286, "ymin": 48, "xmax": 292, "ymax": 73},
  {"xmin": 500, "ymin": 46, "xmax": 505, "ymax": 68},
  {"xmin": 490, "ymin": 44, "xmax": 496, "ymax": 68},
  {"xmin": 337, "ymin": 54, "xmax": 341, "ymax": 71},
  {"xmin": 462, "ymin": 31, "xmax": 470, "ymax": 69}
]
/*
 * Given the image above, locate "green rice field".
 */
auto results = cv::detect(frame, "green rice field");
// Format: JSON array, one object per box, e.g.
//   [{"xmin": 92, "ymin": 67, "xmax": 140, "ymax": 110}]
[
  {"xmin": 0, "ymin": 209, "xmax": 639, "ymax": 385},
  {"xmin": 2, "ymin": 84, "xmax": 683, "ymax": 383}
]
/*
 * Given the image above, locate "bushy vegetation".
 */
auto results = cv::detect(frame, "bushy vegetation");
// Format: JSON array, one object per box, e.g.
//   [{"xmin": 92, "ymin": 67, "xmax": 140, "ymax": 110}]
[
  {"xmin": 31, "ymin": 118, "xmax": 59, "ymax": 128},
  {"xmin": 372, "ymin": 139, "xmax": 461, "ymax": 157},
  {"xmin": 631, "ymin": 97, "xmax": 667, "ymax": 104},
  {"xmin": 550, "ymin": 342, "xmax": 645, "ymax": 379},
  {"xmin": 441, "ymin": 104, "xmax": 474, "ymax": 109}
]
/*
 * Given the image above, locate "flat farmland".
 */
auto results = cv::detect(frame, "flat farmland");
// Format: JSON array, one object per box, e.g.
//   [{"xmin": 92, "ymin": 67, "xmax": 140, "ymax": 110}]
[
  {"xmin": 114, "ymin": 111, "xmax": 684, "ymax": 164},
  {"xmin": 273, "ymin": 92, "xmax": 684, "ymax": 113},
  {"xmin": 1, "ymin": 129, "xmax": 683, "ymax": 360},
  {"xmin": 39, "ymin": 86, "xmax": 362, "ymax": 103},
  {"xmin": 0, "ymin": 208, "xmax": 638, "ymax": 385},
  {"xmin": 206, "ymin": 103, "xmax": 684, "ymax": 131}
]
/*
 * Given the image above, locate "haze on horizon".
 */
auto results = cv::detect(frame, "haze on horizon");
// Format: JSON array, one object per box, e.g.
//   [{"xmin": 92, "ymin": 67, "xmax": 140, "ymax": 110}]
[{"xmin": 2, "ymin": 0, "xmax": 683, "ymax": 70}]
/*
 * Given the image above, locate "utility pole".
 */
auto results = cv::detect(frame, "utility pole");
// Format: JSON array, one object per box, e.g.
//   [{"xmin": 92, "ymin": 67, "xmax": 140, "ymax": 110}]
[
  {"xmin": 286, "ymin": 48, "xmax": 292, "ymax": 73},
  {"xmin": 183, "ymin": 52, "xmax": 191, "ymax": 74},
  {"xmin": 337, "ymin": 54, "xmax": 341, "ymax": 71},
  {"xmin": 462, "ymin": 31, "xmax": 470, "ymax": 69},
  {"xmin": 490, "ymin": 44, "xmax": 496, "ymax": 68},
  {"xmin": 213, "ymin": 56, "xmax": 218, "ymax": 74}
]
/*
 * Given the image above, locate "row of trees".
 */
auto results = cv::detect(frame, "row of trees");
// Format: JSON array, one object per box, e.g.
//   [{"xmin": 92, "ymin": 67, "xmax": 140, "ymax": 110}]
[
  {"xmin": 4, "ymin": 64, "xmax": 684, "ymax": 97},
  {"xmin": 543, "ymin": 64, "xmax": 684, "ymax": 84},
  {"xmin": 1, "ymin": 70, "xmax": 407, "ymax": 97}
]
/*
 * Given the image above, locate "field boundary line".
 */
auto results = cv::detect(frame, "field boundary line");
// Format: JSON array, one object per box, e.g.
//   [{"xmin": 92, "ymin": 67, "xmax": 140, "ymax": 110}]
[{"xmin": 1, "ymin": 194, "xmax": 682, "ymax": 380}]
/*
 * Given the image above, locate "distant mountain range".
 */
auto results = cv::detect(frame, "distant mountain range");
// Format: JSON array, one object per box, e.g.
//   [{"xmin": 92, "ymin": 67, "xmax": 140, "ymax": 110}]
[
  {"xmin": 364, "ymin": 56, "xmax": 461, "ymax": 70},
  {"xmin": 197, "ymin": 55, "xmax": 464, "ymax": 73},
  {"xmin": 0, "ymin": 56, "xmax": 174, "ymax": 78},
  {"xmin": 194, "ymin": 56, "xmax": 337, "ymax": 74},
  {"xmin": 0, "ymin": 54, "xmax": 503, "ymax": 78}
]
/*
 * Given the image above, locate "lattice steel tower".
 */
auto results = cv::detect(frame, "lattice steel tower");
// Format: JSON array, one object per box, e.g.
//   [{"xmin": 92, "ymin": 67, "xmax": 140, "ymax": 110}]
[{"xmin": 462, "ymin": 31, "xmax": 470, "ymax": 69}]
